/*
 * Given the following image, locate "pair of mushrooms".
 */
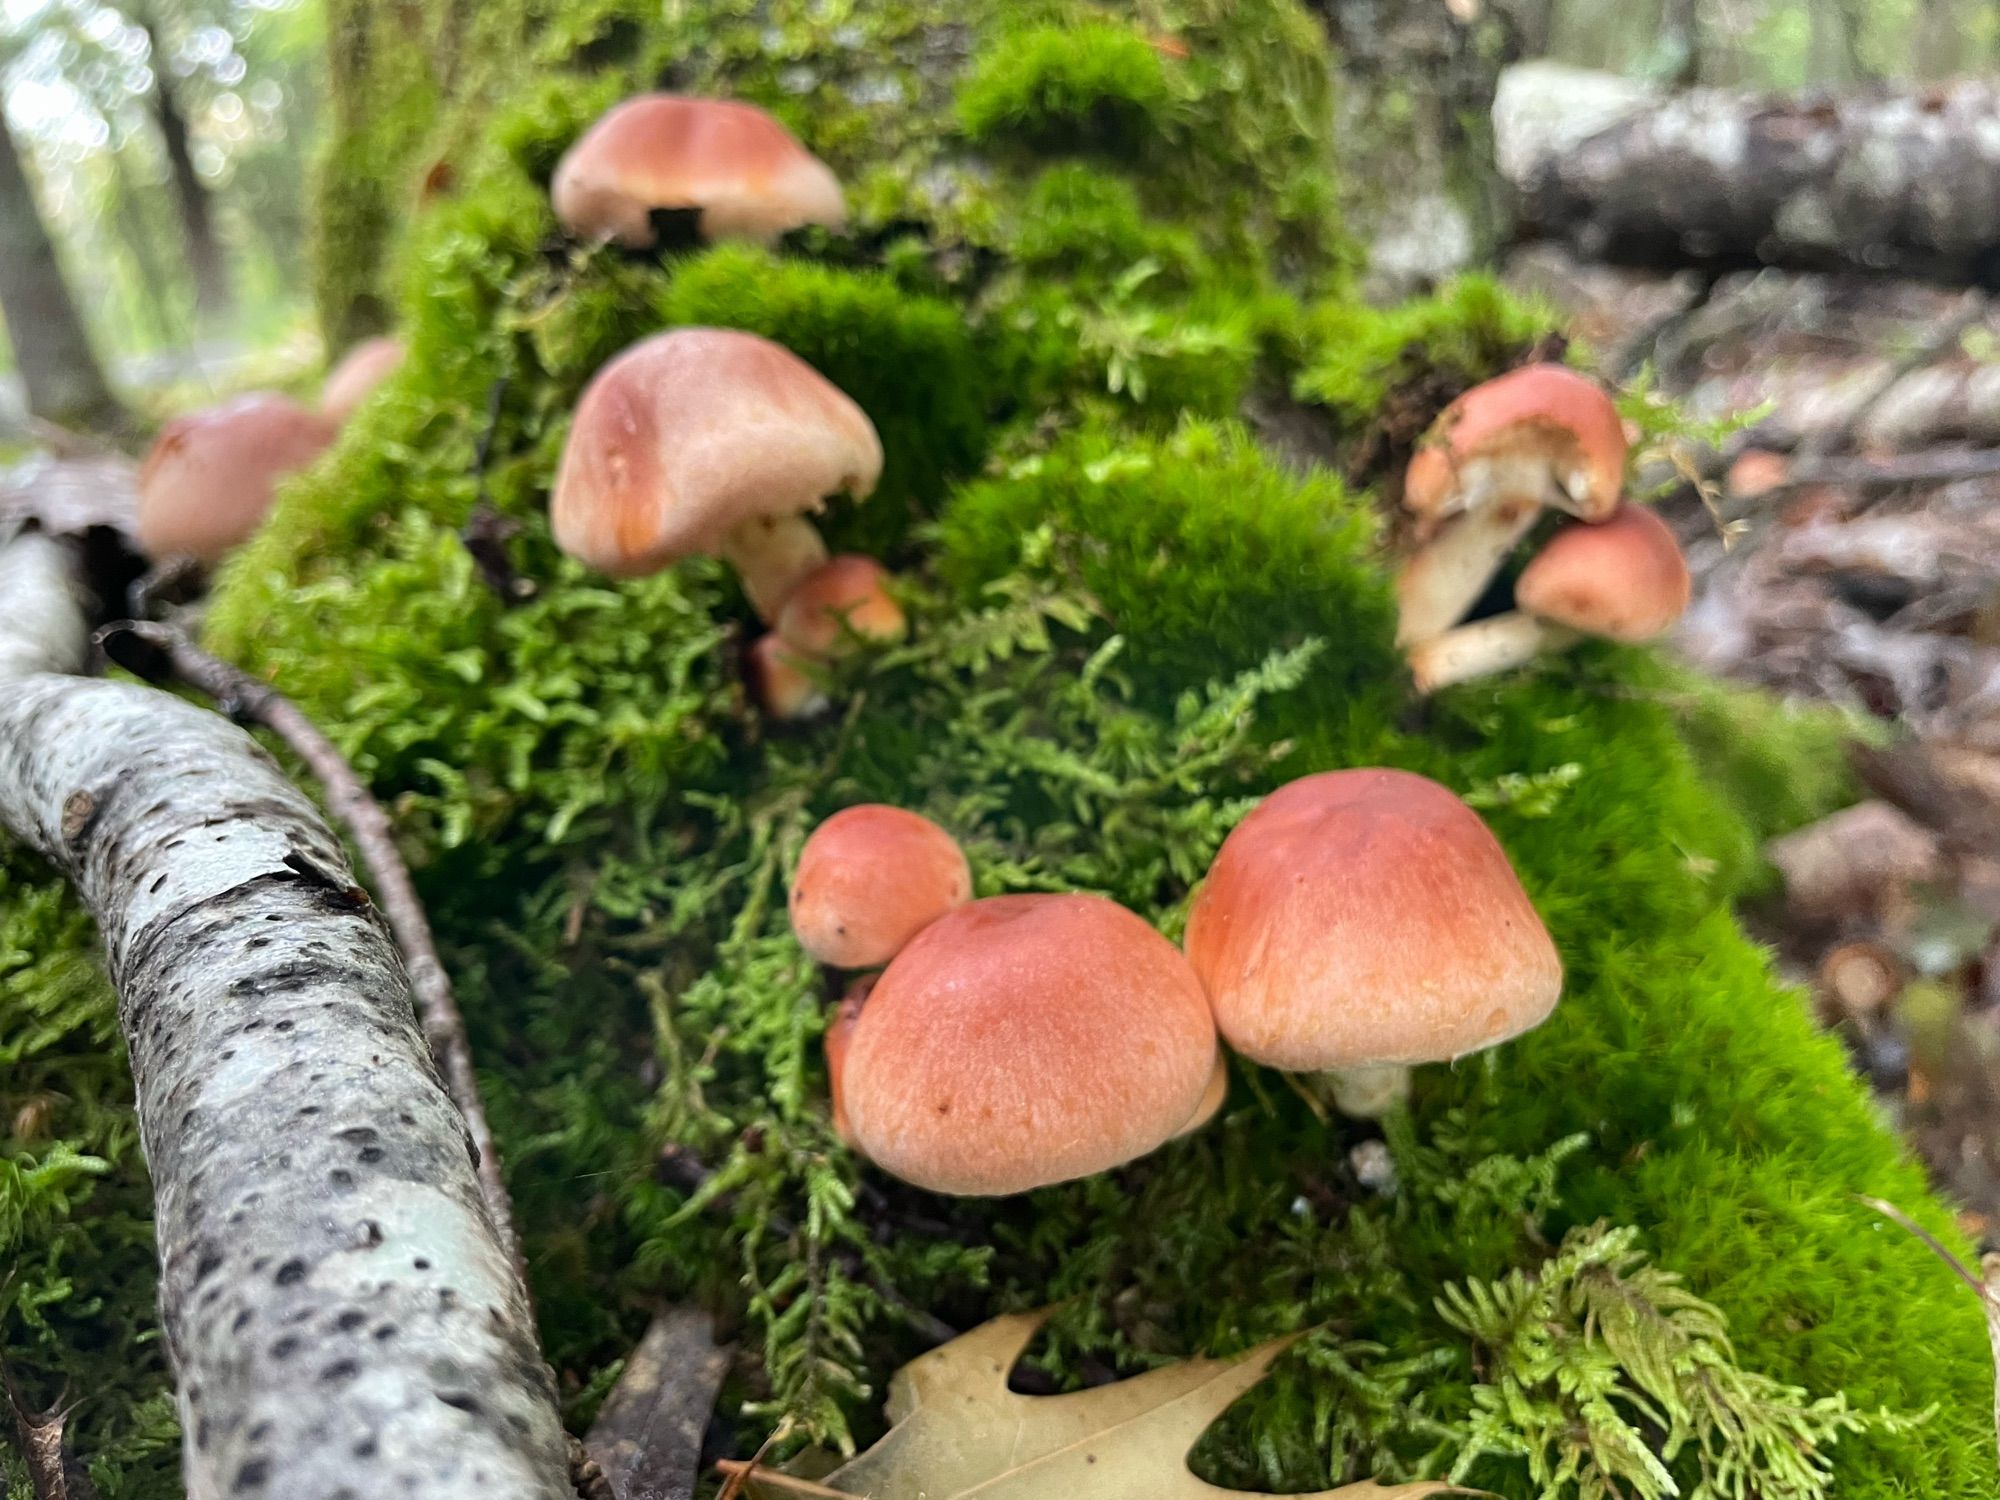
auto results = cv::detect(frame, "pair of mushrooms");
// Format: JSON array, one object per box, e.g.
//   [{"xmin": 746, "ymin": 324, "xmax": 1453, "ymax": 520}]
[
  {"xmin": 1395, "ymin": 364, "xmax": 1693, "ymax": 693},
  {"xmin": 134, "ymin": 337, "xmax": 405, "ymax": 564},
  {"xmin": 790, "ymin": 771, "xmax": 1561, "ymax": 1197}
]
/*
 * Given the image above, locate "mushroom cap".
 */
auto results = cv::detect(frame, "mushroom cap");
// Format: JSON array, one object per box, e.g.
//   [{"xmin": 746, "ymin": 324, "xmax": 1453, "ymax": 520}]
[
  {"xmin": 135, "ymin": 393, "xmax": 336, "ymax": 562},
  {"xmin": 552, "ymin": 93, "xmax": 845, "ymax": 249},
  {"xmin": 1403, "ymin": 364, "xmax": 1626, "ymax": 526},
  {"xmin": 843, "ymin": 894, "xmax": 1218, "ymax": 1195},
  {"xmin": 550, "ymin": 328, "xmax": 882, "ymax": 578},
  {"xmin": 775, "ymin": 555, "xmax": 907, "ymax": 656},
  {"xmin": 1515, "ymin": 503, "xmax": 1691, "ymax": 643},
  {"xmin": 1172, "ymin": 1051, "xmax": 1229, "ymax": 1138},
  {"xmin": 1184, "ymin": 769, "xmax": 1561, "ymax": 1071},
  {"xmin": 824, "ymin": 976, "xmax": 873, "ymax": 1148},
  {"xmin": 790, "ymin": 805, "xmax": 972, "ymax": 969},
  {"xmin": 320, "ymin": 337, "xmax": 405, "ymax": 423},
  {"xmin": 748, "ymin": 633, "xmax": 827, "ymax": 720}
]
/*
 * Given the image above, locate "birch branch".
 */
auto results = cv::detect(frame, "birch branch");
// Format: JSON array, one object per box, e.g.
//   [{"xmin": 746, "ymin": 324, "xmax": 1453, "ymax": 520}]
[
  {"xmin": 100, "ymin": 616, "xmax": 521, "ymax": 1273},
  {"xmin": 0, "ymin": 530, "xmax": 572, "ymax": 1499}
]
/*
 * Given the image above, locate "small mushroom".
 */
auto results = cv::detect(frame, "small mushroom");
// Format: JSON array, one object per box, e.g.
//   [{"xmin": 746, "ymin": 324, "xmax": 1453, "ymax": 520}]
[
  {"xmin": 842, "ymin": 894, "xmax": 1219, "ymax": 1195},
  {"xmin": 135, "ymin": 393, "xmax": 336, "ymax": 562},
  {"xmin": 320, "ymin": 337, "xmax": 405, "ymax": 424},
  {"xmin": 823, "ymin": 976, "xmax": 873, "ymax": 1148},
  {"xmin": 1184, "ymin": 768, "xmax": 1561, "ymax": 1117},
  {"xmin": 789, "ymin": 805, "xmax": 972, "ymax": 969},
  {"xmin": 1408, "ymin": 503, "xmax": 1691, "ymax": 692},
  {"xmin": 550, "ymin": 328, "xmax": 882, "ymax": 618},
  {"xmin": 552, "ymin": 93, "xmax": 845, "ymax": 249},
  {"xmin": 748, "ymin": 633, "xmax": 828, "ymax": 720},
  {"xmin": 775, "ymin": 555, "xmax": 906, "ymax": 657},
  {"xmin": 1396, "ymin": 364, "xmax": 1627, "ymax": 646}
]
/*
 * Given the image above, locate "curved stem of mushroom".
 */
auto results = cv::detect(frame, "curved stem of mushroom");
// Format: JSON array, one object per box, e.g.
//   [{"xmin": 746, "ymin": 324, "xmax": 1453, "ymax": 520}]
[
  {"xmin": 1395, "ymin": 495, "xmax": 1545, "ymax": 647},
  {"xmin": 1325, "ymin": 1064, "xmax": 1412, "ymax": 1119},
  {"xmin": 723, "ymin": 513, "xmax": 829, "ymax": 623},
  {"xmin": 1408, "ymin": 612, "xmax": 1581, "ymax": 694}
]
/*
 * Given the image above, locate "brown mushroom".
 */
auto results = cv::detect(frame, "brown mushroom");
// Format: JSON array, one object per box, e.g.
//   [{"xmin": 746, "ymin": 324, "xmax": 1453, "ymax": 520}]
[
  {"xmin": 1397, "ymin": 364, "xmax": 1627, "ymax": 646},
  {"xmin": 135, "ymin": 393, "xmax": 336, "ymax": 563},
  {"xmin": 775, "ymin": 555, "xmax": 906, "ymax": 657},
  {"xmin": 1172, "ymin": 1051, "xmax": 1229, "ymax": 1138},
  {"xmin": 748, "ymin": 633, "xmax": 828, "ymax": 720},
  {"xmin": 789, "ymin": 805, "xmax": 972, "ymax": 969},
  {"xmin": 841, "ymin": 894, "xmax": 1218, "ymax": 1194},
  {"xmin": 1184, "ymin": 768, "xmax": 1561, "ymax": 1117},
  {"xmin": 320, "ymin": 337, "xmax": 405, "ymax": 424},
  {"xmin": 550, "ymin": 328, "xmax": 882, "ymax": 617},
  {"xmin": 1408, "ymin": 503, "xmax": 1691, "ymax": 692},
  {"xmin": 552, "ymin": 93, "xmax": 845, "ymax": 249},
  {"xmin": 823, "ymin": 976, "xmax": 873, "ymax": 1148}
]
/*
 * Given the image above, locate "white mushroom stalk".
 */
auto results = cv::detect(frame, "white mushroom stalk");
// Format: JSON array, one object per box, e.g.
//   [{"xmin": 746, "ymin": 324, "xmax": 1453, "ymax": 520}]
[
  {"xmin": 1407, "ymin": 612, "xmax": 1579, "ymax": 694},
  {"xmin": 721, "ymin": 512, "xmax": 830, "ymax": 623}
]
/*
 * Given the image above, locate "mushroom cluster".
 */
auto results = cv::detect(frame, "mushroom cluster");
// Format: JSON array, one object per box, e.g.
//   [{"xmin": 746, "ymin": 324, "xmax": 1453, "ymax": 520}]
[
  {"xmin": 1393, "ymin": 363, "xmax": 1691, "ymax": 693},
  {"xmin": 792, "ymin": 772, "xmax": 1561, "ymax": 1195}
]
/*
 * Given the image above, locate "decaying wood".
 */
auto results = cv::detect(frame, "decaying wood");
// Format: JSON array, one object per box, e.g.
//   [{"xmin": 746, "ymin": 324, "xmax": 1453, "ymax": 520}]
[
  {"xmin": 583, "ymin": 1308, "xmax": 733, "ymax": 1500},
  {"xmin": 1498, "ymin": 62, "xmax": 2000, "ymax": 285},
  {"xmin": 2, "ymin": 1363, "xmax": 98, "ymax": 1500},
  {"xmin": 102, "ymin": 616, "xmax": 522, "ymax": 1274},
  {"xmin": 0, "ymin": 531, "xmax": 572, "ymax": 1498}
]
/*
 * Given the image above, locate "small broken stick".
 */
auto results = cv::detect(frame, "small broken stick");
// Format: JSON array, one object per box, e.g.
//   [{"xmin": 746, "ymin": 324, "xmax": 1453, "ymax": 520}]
[
  {"xmin": 2, "ymin": 1361, "xmax": 98, "ymax": 1500},
  {"xmin": 96, "ymin": 617, "xmax": 523, "ymax": 1272},
  {"xmin": 1857, "ymin": 1194, "xmax": 2000, "ymax": 1464},
  {"xmin": 584, "ymin": 1307, "xmax": 734, "ymax": 1500}
]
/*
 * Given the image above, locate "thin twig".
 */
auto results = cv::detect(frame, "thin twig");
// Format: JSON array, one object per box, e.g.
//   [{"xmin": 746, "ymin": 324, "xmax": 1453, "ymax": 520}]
[{"xmin": 97, "ymin": 617, "xmax": 522, "ymax": 1271}]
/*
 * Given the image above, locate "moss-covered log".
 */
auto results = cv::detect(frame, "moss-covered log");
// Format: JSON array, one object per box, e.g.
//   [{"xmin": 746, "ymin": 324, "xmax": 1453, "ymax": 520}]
[{"xmin": 0, "ymin": 533, "xmax": 570, "ymax": 1499}]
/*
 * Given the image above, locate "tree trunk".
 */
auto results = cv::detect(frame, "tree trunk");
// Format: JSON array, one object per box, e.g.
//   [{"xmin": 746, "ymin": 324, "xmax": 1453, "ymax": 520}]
[
  {"xmin": 1649, "ymin": 0, "xmax": 1702, "ymax": 86},
  {"xmin": 141, "ymin": 16, "xmax": 232, "ymax": 324},
  {"xmin": 0, "ymin": 529, "xmax": 572, "ymax": 1499},
  {"xmin": 1497, "ymin": 62, "xmax": 2000, "ymax": 286},
  {"xmin": 1316, "ymin": 0, "xmax": 1520, "ymax": 295},
  {"xmin": 0, "ymin": 108, "xmax": 127, "ymax": 433}
]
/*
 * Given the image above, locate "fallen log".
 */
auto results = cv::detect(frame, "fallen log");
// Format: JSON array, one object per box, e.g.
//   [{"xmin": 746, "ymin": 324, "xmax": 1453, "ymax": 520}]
[
  {"xmin": 0, "ymin": 529, "xmax": 572, "ymax": 1498},
  {"xmin": 1497, "ymin": 62, "xmax": 2000, "ymax": 286}
]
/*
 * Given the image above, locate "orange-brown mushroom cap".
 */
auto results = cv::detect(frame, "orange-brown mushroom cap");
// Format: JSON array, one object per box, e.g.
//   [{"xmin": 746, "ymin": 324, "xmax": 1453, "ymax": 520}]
[
  {"xmin": 824, "ymin": 976, "xmax": 873, "ymax": 1148},
  {"xmin": 842, "ymin": 894, "xmax": 1219, "ymax": 1195},
  {"xmin": 776, "ymin": 555, "xmax": 907, "ymax": 657},
  {"xmin": 320, "ymin": 337, "xmax": 405, "ymax": 424},
  {"xmin": 550, "ymin": 328, "xmax": 882, "ymax": 579},
  {"xmin": 135, "ymin": 393, "xmax": 336, "ymax": 563},
  {"xmin": 1515, "ymin": 503, "xmax": 1691, "ymax": 643},
  {"xmin": 1184, "ymin": 769, "xmax": 1561, "ymax": 1071},
  {"xmin": 748, "ymin": 633, "xmax": 828, "ymax": 720},
  {"xmin": 552, "ymin": 93, "xmax": 845, "ymax": 249},
  {"xmin": 1403, "ymin": 364, "xmax": 1626, "ymax": 529},
  {"xmin": 790, "ymin": 805, "xmax": 972, "ymax": 969}
]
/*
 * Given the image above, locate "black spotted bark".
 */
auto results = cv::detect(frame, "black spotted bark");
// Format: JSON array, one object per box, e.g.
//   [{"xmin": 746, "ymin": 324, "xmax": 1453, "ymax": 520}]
[
  {"xmin": 1498, "ymin": 62, "xmax": 2000, "ymax": 286},
  {"xmin": 0, "ymin": 530, "xmax": 571, "ymax": 1499}
]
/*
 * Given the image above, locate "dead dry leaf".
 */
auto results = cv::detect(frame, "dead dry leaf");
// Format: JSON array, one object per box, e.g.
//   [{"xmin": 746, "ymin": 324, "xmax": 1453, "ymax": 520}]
[{"xmin": 723, "ymin": 1310, "xmax": 1478, "ymax": 1500}]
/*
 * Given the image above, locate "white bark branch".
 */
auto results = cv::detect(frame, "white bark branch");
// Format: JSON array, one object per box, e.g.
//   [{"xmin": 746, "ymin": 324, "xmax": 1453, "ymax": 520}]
[{"xmin": 0, "ymin": 532, "xmax": 572, "ymax": 1500}]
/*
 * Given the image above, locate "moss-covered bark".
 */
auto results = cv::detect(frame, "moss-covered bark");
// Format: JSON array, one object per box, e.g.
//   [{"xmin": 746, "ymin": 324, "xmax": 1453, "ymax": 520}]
[{"xmin": 7, "ymin": 2, "xmax": 1993, "ymax": 1497}]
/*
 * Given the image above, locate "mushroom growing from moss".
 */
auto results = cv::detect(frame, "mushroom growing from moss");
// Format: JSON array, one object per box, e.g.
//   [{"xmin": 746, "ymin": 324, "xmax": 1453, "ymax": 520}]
[
  {"xmin": 748, "ymin": 633, "xmax": 828, "ymax": 721},
  {"xmin": 841, "ymin": 894, "xmax": 1218, "ymax": 1195},
  {"xmin": 1184, "ymin": 768, "xmax": 1561, "ymax": 1117},
  {"xmin": 319, "ymin": 337, "xmax": 405, "ymax": 424},
  {"xmin": 1396, "ymin": 364, "xmax": 1627, "ymax": 647},
  {"xmin": 790, "ymin": 805, "xmax": 972, "ymax": 969},
  {"xmin": 823, "ymin": 976, "xmax": 873, "ymax": 1148},
  {"xmin": 135, "ymin": 393, "xmax": 336, "ymax": 563},
  {"xmin": 552, "ymin": 94, "xmax": 845, "ymax": 249},
  {"xmin": 1173, "ymin": 1051, "xmax": 1229, "ymax": 1138},
  {"xmin": 550, "ymin": 328, "xmax": 882, "ymax": 618},
  {"xmin": 776, "ymin": 555, "xmax": 907, "ymax": 657},
  {"xmin": 1409, "ymin": 503, "xmax": 1691, "ymax": 693}
]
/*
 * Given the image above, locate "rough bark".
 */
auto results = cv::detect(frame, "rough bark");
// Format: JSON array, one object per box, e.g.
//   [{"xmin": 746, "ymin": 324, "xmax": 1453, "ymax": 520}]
[
  {"xmin": 0, "ymin": 531, "xmax": 571, "ymax": 1499},
  {"xmin": 0, "ymin": 109, "xmax": 126, "ymax": 432},
  {"xmin": 141, "ymin": 15, "xmax": 232, "ymax": 323},
  {"xmin": 1497, "ymin": 62, "xmax": 2000, "ymax": 285}
]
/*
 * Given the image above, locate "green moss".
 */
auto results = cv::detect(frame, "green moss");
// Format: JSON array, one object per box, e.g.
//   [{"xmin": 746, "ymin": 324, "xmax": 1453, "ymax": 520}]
[{"xmin": 956, "ymin": 20, "xmax": 1174, "ymax": 153}]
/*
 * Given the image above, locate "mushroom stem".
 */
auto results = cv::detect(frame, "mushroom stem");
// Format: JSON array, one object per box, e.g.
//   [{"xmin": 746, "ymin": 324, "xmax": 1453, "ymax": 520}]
[
  {"xmin": 1395, "ymin": 492, "xmax": 1545, "ymax": 647},
  {"xmin": 722, "ymin": 513, "xmax": 829, "ymax": 622},
  {"xmin": 1409, "ymin": 612, "xmax": 1580, "ymax": 694},
  {"xmin": 1326, "ymin": 1063, "xmax": 1412, "ymax": 1119}
]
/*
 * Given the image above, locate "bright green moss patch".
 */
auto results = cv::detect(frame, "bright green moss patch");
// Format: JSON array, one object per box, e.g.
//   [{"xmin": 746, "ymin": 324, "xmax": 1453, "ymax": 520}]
[{"xmin": 957, "ymin": 20, "xmax": 1174, "ymax": 153}]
